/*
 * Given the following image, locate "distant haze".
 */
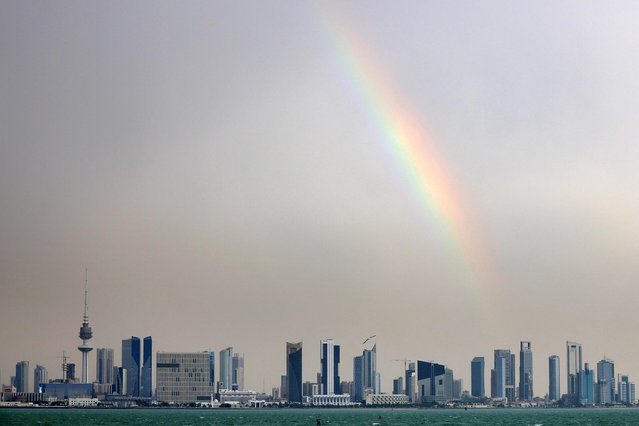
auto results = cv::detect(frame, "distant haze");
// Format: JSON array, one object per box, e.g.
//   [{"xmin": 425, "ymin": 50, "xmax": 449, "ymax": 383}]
[{"xmin": 2, "ymin": 0, "xmax": 639, "ymax": 396}]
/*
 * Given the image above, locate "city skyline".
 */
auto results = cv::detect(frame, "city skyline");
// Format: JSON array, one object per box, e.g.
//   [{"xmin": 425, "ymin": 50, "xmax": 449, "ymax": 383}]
[{"xmin": 2, "ymin": 0, "xmax": 639, "ymax": 400}]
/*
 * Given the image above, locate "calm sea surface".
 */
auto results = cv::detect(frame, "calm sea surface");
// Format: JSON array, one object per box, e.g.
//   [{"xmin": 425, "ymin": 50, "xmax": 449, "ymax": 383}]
[{"xmin": 1, "ymin": 408, "xmax": 639, "ymax": 425}]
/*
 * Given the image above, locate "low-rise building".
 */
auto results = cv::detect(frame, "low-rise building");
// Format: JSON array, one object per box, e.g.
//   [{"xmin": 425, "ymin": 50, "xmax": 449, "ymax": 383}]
[
  {"xmin": 365, "ymin": 394, "xmax": 410, "ymax": 405},
  {"xmin": 311, "ymin": 394, "xmax": 353, "ymax": 406}
]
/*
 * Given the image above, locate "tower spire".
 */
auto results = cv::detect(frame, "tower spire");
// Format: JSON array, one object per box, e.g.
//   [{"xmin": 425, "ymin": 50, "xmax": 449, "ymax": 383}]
[{"xmin": 83, "ymin": 269, "xmax": 89, "ymax": 324}]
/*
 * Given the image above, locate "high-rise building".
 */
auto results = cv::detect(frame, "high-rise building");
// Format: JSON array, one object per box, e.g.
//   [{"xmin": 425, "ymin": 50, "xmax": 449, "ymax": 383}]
[
  {"xmin": 596, "ymin": 358, "xmax": 615, "ymax": 404},
  {"xmin": 67, "ymin": 363, "xmax": 76, "ymax": 382},
  {"xmin": 96, "ymin": 348, "xmax": 114, "ymax": 384},
  {"xmin": 15, "ymin": 361, "xmax": 29, "ymax": 393},
  {"xmin": 122, "ymin": 337, "xmax": 141, "ymax": 396},
  {"xmin": 405, "ymin": 362, "xmax": 416, "ymax": 403},
  {"xmin": 453, "ymin": 379, "xmax": 462, "ymax": 399},
  {"xmin": 417, "ymin": 360, "xmax": 451, "ymax": 402},
  {"xmin": 519, "ymin": 341, "xmax": 533, "ymax": 400},
  {"xmin": 320, "ymin": 339, "xmax": 340, "ymax": 395},
  {"xmin": 286, "ymin": 342, "xmax": 303, "ymax": 403},
  {"xmin": 219, "ymin": 347, "xmax": 233, "ymax": 391},
  {"xmin": 33, "ymin": 365, "xmax": 47, "ymax": 393},
  {"xmin": 77, "ymin": 272, "xmax": 94, "ymax": 384},
  {"xmin": 113, "ymin": 366, "xmax": 127, "ymax": 395},
  {"xmin": 579, "ymin": 363, "xmax": 595, "ymax": 405},
  {"xmin": 492, "ymin": 356, "xmax": 506, "ymax": 399},
  {"xmin": 232, "ymin": 353, "xmax": 244, "ymax": 391},
  {"xmin": 280, "ymin": 374, "xmax": 288, "ymax": 400},
  {"xmin": 392, "ymin": 377, "xmax": 404, "ymax": 395},
  {"xmin": 617, "ymin": 375, "xmax": 635, "ymax": 404},
  {"xmin": 471, "ymin": 357, "xmax": 485, "ymax": 398},
  {"xmin": 492, "ymin": 350, "xmax": 514, "ymax": 401},
  {"xmin": 363, "ymin": 344, "xmax": 378, "ymax": 394},
  {"xmin": 209, "ymin": 352, "xmax": 215, "ymax": 388},
  {"xmin": 353, "ymin": 355, "xmax": 363, "ymax": 402},
  {"xmin": 142, "ymin": 336, "xmax": 153, "ymax": 397},
  {"xmin": 548, "ymin": 355, "xmax": 560, "ymax": 401},
  {"xmin": 156, "ymin": 352, "xmax": 215, "ymax": 403},
  {"xmin": 566, "ymin": 341, "xmax": 582, "ymax": 398}
]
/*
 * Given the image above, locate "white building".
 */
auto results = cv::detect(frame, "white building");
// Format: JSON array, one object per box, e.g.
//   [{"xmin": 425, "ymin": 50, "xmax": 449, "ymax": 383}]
[
  {"xmin": 68, "ymin": 397, "xmax": 99, "ymax": 407},
  {"xmin": 311, "ymin": 394, "xmax": 353, "ymax": 406},
  {"xmin": 217, "ymin": 389, "xmax": 257, "ymax": 405},
  {"xmin": 365, "ymin": 394, "xmax": 410, "ymax": 405}
]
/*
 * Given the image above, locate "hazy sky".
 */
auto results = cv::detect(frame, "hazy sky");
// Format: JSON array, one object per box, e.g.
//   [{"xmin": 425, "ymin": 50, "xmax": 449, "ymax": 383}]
[{"xmin": 2, "ymin": 0, "xmax": 639, "ymax": 396}]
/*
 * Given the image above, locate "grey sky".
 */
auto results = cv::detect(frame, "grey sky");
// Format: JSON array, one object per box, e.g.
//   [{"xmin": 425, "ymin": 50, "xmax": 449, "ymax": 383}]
[{"xmin": 2, "ymin": 0, "xmax": 639, "ymax": 395}]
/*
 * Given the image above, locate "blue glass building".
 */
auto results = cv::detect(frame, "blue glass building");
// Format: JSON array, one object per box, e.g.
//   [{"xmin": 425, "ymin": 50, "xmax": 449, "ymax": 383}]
[
  {"xmin": 471, "ymin": 357, "xmax": 485, "ymax": 398},
  {"xmin": 286, "ymin": 342, "xmax": 303, "ymax": 403},
  {"xmin": 122, "ymin": 337, "xmax": 140, "ymax": 396}
]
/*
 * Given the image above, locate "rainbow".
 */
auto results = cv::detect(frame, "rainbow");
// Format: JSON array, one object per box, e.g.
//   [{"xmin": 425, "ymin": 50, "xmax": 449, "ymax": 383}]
[{"xmin": 310, "ymin": 4, "xmax": 497, "ymax": 307}]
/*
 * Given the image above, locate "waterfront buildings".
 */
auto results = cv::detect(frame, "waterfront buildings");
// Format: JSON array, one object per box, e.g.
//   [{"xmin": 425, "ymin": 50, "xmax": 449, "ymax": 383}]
[
  {"xmin": 156, "ymin": 351, "xmax": 215, "ymax": 403},
  {"xmin": 286, "ymin": 342, "xmax": 303, "ymax": 402},
  {"xmin": 519, "ymin": 341, "xmax": 533, "ymax": 400},
  {"xmin": 219, "ymin": 347, "xmax": 233, "ymax": 391},
  {"xmin": 320, "ymin": 339, "xmax": 340, "ymax": 395},
  {"xmin": 33, "ymin": 365, "xmax": 47, "ymax": 393},
  {"xmin": 471, "ymin": 357, "xmax": 485, "ymax": 398},
  {"xmin": 312, "ymin": 393, "xmax": 353, "ymax": 406},
  {"xmin": 549, "ymin": 355, "xmax": 560, "ymax": 401},
  {"xmin": 567, "ymin": 341, "xmax": 582, "ymax": 398},
  {"xmin": 96, "ymin": 348, "xmax": 114, "ymax": 385},
  {"xmin": 15, "ymin": 361, "xmax": 29, "ymax": 393}
]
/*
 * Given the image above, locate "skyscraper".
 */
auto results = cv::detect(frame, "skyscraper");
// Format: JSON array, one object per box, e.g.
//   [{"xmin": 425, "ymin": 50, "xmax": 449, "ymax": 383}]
[
  {"xmin": 492, "ymin": 349, "xmax": 514, "ymax": 401},
  {"xmin": 122, "ymin": 337, "xmax": 141, "ymax": 396},
  {"xmin": 353, "ymin": 355, "xmax": 363, "ymax": 402},
  {"xmin": 363, "ymin": 344, "xmax": 378, "ymax": 394},
  {"xmin": 96, "ymin": 348, "xmax": 114, "ymax": 384},
  {"xmin": 417, "ymin": 360, "xmax": 450, "ymax": 402},
  {"xmin": 492, "ymin": 356, "xmax": 506, "ymax": 399},
  {"xmin": 219, "ymin": 347, "xmax": 233, "ymax": 390},
  {"xmin": 77, "ymin": 272, "xmax": 94, "ymax": 384},
  {"xmin": 33, "ymin": 364, "xmax": 47, "ymax": 393},
  {"xmin": 471, "ymin": 357, "xmax": 485, "ymax": 398},
  {"xmin": 320, "ymin": 339, "xmax": 340, "ymax": 395},
  {"xmin": 519, "ymin": 341, "xmax": 533, "ymax": 400},
  {"xmin": 405, "ymin": 362, "xmax": 416, "ymax": 403},
  {"xmin": 548, "ymin": 355, "xmax": 560, "ymax": 401},
  {"xmin": 142, "ymin": 336, "xmax": 153, "ymax": 397},
  {"xmin": 286, "ymin": 342, "xmax": 303, "ymax": 402},
  {"xmin": 596, "ymin": 357, "xmax": 615, "ymax": 404},
  {"xmin": 232, "ymin": 353, "xmax": 244, "ymax": 391},
  {"xmin": 15, "ymin": 361, "xmax": 29, "ymax": 393},
  {"xmin": 209, "ymin": 352, "xmax": 215, "ymax": 388},
  {"xmin": 566, "ymin": 341, "xmax": 582, "ymax": 398},
  {"xmin": 579, "ymin": 363, "xmax": 595, "ymax": 405}
]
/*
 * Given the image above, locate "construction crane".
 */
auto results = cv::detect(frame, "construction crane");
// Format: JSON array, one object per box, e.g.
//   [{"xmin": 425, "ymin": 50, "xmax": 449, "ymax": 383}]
[{"xmin": 57, "ymin": 351, "xmax": 70, "ymax": 382}]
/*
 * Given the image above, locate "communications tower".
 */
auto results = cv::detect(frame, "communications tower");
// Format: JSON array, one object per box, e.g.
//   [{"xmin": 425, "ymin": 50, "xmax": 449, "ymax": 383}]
[{"xmin": 77, "ymin": 270, "xmax": 93, "ymax": 383}]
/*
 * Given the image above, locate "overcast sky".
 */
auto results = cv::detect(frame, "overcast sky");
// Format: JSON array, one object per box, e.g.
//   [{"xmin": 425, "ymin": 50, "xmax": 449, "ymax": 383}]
[{"xmin": 2, "ymin": 0, "xmax": 639, "ymax": 396}]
